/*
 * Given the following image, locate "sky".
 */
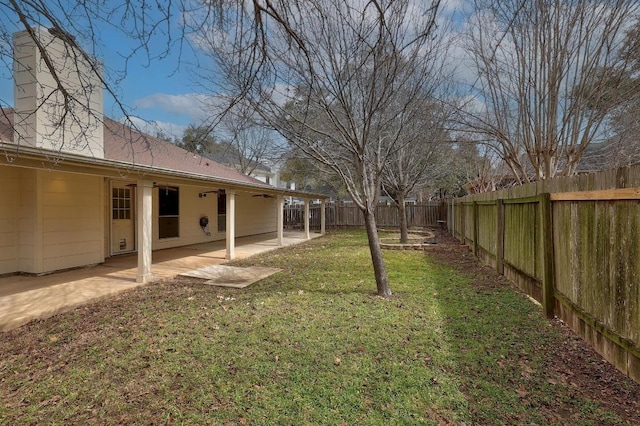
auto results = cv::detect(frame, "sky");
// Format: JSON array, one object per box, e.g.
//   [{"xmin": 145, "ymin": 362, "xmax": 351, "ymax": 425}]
[
  {"xmin": 0, "ymin": 2, "xmax": 214, "ymax": 140},
  {"xmin": 0, "ymin": 0, "xmax": 472, "ymax": 141}
]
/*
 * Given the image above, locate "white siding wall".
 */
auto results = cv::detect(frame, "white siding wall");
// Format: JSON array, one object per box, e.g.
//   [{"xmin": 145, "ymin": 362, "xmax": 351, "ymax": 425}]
[
  {"xmin": 40, "ymin": 171, "xmax": 104, "ymax": 272},
  {"xmin": 177, "ymin": 186, "xmax": 217, "ymax": 244},
  {"xmin": 2, "ymin": 169, "xmax": 280, "ymax": 274},
  {"xmin": 1, "ymin": 168, "xmax": 104, "ymax": 274},
  {"xmin": 153, "ymin": 185, "xmax": 220, "ymax": 250},
  {"xmin": 18, "ymin": 169, "xmax": 37, "ymax": 272},
  {"xmin": 150, "ymin": 186, "xmax": 278, "ymax": 250},
  {"xmin": 235, "ymin": 194, "xmax": 277, "ymax": 237},
  {"xmin": 0, "ymin": 167, "xmax": 20, "ymax": 273}
]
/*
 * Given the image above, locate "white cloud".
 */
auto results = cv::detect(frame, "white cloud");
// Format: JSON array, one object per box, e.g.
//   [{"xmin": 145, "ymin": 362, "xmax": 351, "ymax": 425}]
[
  {"xmin": 440, "ymin": 0, "xmax": 472, "ymax": 15},
  {"xmin": 127, "ymin": 116, "xmax": 188, "ymax": 140},
  {"xmin": 133, "ymin": 93, "xmax": 212, "ymax": 122}
]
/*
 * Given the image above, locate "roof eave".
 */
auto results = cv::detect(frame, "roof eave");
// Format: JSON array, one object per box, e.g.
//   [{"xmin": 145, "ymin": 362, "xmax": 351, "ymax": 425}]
[{"xmin": 0, "ymin": 142, "xmax": 328, "ymax": 200}]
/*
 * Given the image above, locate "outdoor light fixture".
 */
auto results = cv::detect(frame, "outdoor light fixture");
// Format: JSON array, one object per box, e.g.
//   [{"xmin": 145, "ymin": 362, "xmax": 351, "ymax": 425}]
[{"xmin": 199, "ymin": 190, "xmax": 219, "ymax": 198}]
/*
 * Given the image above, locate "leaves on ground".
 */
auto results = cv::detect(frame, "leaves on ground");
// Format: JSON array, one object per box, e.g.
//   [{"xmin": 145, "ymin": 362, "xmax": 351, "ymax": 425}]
[{"xmin": 1, "ymin": 230, "xmax": 638, "ymax": 425}]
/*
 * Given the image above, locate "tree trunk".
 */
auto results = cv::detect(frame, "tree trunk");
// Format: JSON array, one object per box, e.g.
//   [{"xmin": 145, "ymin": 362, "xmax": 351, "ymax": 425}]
[
  {"xmin": 397, "ymin": 192, "xmax": 409, "ymax": 244},
  {"xmin": 363, "ymin": 207, "xmax": 392, "ymax": 297}
]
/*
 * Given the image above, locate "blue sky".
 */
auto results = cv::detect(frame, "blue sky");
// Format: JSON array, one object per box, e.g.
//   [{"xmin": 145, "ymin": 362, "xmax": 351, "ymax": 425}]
[
  {"xmin": 96, "ymin": 25, "xmax": 210, "ymax": 138},
  {"xmin": 0, "ymin": 3, "xmax": 209, "ymax": 140},
  {"xmin": 0, "ymin": 0, "xmax": 471, "ymax": 140}
]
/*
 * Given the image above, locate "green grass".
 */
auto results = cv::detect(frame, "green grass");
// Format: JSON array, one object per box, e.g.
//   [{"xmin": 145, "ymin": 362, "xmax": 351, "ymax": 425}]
[{"xmin": 0, "ymin": 230, "xmax": 636, "ymax": 425}]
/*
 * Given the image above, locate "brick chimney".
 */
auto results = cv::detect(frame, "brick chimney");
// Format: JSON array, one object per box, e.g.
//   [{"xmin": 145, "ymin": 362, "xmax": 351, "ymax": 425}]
[{"xmin": 13, "ymin": 28, "xmax": 104, "ymax": 158}]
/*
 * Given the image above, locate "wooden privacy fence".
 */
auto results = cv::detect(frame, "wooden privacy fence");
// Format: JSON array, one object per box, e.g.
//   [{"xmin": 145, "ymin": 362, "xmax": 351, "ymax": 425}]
[
  {"xmin": 448, "ymin": 166, "xmax": 640, "ymax": 383},
  {"xmin": 284, "ymin": 202, "xmax": 446, "ymax": 230}
]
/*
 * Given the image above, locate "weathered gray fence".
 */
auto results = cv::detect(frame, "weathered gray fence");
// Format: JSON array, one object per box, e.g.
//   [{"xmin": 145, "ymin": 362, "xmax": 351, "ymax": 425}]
[
  {"xmin": 449, "ymin": 166, "xmax": 640, "ymax": 384},
  {"xmin": 284, "ymin": 202, "xmax": 446, "ymax": 230}
]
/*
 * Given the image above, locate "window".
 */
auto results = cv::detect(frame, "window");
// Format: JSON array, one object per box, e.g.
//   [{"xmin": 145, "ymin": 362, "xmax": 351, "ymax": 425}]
[
  {"xmin": 217, "ymin": 190, "xmax": 226, "ymax": 232},
  {"xmin": 112, "ymin": 188, "xmax": 131, "ymax": 220},
  {"xmin": 159, "ymin": 186, "xmax": 179, "ymax": 238}
]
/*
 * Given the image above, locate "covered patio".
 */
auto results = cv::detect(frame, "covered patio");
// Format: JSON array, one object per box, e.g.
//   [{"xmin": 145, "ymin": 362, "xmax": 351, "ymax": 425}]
[{"xmin": 0, "ymin": 231, "xmax": 321, "ymax": 331}]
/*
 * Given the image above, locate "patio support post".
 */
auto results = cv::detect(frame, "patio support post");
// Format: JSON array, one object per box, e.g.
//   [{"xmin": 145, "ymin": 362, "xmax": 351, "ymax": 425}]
[
  {"xmin": 304, "ymin": 198, "xmax": 311, "ymax": 240},
  {"xmin": 277, "ymin": 195, "xmax": 284, "ymax": 245},
  {"xmin": 136, "ymin": 179, "xmax": 153, "ymax": 283},
  {"xmin": 320, "ymin": 199, "xmax": 326, "ymax": 235},
  {"xmin": 226, "ymin": 190, "xmax": 236, "ymax": 260}
]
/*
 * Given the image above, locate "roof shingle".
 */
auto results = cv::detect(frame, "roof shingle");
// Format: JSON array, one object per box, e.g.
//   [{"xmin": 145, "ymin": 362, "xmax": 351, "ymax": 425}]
[{"xmin": 0, "ymin": 109, "xmax": 269, "ymax": 187}]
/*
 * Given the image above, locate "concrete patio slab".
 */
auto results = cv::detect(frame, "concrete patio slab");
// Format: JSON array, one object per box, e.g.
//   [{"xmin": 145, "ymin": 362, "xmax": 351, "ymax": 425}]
[
  {"xmin": 0, "ymin": 231, "xmax": 322, "ymax": 331},
  {"xmin": 179, "ymin": 265, "xmax": 282, "ymax": 288},
  {"xmin": 0, "ymin": 267, "xmax": 142, "ymax": 332}
]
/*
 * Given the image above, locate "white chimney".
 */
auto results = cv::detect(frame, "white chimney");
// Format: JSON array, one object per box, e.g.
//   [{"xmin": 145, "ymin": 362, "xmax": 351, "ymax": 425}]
[{"xmin": 13, "ymin": 28, "xmax": 104, "ymax": 158}]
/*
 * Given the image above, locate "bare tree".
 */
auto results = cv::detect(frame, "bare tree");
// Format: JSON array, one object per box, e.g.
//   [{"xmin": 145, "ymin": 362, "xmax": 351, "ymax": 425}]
[
  {"xmin": 460, "ymin": 0, "xmax": 640, "ymax": 182},
  {"xmin": 583, "ymin": 26, "xmax": 640, "ymax": 169},
  {"xmin": 1, "ymin": 1, "xmax": 183, "ymax": 154},
  {"xmin": 192, "ymin": 0, "xmax": 445, "ymax": 296},
  {"xmin": 216, "ymin": 104, "xmax": 281, "ymax": 175},
  {"xmin": 280, "ymin": 149, "xmax": 347, "ymax": 199},
  {"xmin": 382, "ymin": 102, "xmax": 452, "ymax": 243}
]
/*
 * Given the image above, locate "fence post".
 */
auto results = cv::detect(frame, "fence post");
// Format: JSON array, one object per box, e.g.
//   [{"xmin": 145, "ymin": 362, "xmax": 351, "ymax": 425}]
[
  {"xmin": 473, "ymin": 201, "xmax": 479, "ymax": 256},
  {"xmin": 539, "ymin": 192, "xmax": 555, "ymax": 319},
  {"xmin": 496, "ymin": 199, "xmax": 504, "ymax": 274},
  {"xmin": 460, "ymin": 202, "xmax": 466, "ymax": 243}
]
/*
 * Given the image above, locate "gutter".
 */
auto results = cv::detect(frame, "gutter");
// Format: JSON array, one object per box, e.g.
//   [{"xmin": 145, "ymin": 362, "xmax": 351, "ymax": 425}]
[{"xmin": 0, "ymin": 142, "xmax": 327, "ymax": 200}]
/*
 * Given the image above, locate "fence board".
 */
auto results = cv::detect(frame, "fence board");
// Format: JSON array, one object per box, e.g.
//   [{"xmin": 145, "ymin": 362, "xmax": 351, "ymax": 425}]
[
  {"xmin": 553, "ymin": 202, "xmax": 573, "ymax": 300},
  {"xmin": 449, "ymin": 163, "xmax": 640, "ymax": 383},
  {"xmin": 283, "ymin": 203, "xmax": 446, "ymax": 230},
  {"xmin": 503, "ymin": 201, "xmax": 538, "ymax": 279},
  {"xmin": 463, "ymin": 203, "xmax": 474, "ymax": 246},
  {"xmin": 477, "ymin": 203, "xmax": 497, "ymax": 261}
]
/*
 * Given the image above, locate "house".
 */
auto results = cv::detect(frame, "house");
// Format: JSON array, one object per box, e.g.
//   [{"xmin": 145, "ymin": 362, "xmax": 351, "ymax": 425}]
[
  {"xmin": 250, "ymin": 163, "xmax": 299, "ymax": 206},
  {"xmin": 215, "ymin": 156, "xmax": 296, "ymax": 194},
  {"xmin": 577, "ymin": 138, "xmax": 640, "ymax": 173},
  {"xmin": 463, "ymin": 174, "xmax": 521, "ymax": 194},
  {"xmin": 246, "ymin": 162, "xmax": 275, "ymax": 186},
  {"xmin": 0, "ymin": 28, "xmax": 326, "ymax": 283},
  {"xmin": 249, "ymin": 162, "xmax": 296, "ymax": 191}
]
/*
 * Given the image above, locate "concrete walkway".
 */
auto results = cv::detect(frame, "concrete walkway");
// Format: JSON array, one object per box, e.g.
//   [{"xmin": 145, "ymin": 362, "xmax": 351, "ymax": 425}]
[{"xmin": 0, "ymin": 232, "xmax": 321, "ymax": 331}]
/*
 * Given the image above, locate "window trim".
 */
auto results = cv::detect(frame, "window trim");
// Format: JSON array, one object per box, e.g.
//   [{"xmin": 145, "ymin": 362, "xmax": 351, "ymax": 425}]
[{"xmin": 158, "ymin": 186, "xmax": 180, "ymax": 239}]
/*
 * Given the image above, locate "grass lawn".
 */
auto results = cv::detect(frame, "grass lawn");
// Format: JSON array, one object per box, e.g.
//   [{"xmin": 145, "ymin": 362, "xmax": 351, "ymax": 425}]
[{"xmin": 1, "ymin": 230, "xmax": 639, "ymax": 425}]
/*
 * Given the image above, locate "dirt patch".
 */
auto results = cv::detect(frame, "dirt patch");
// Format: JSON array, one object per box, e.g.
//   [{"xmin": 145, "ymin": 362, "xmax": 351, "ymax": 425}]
[
  {"xmin": 379, "ymin": 227, "xmax": 468, "ymax": 251},
  {"xmin": 428, "ymin": 232, "xmax": 640, "ymax": 424},
  {"xmin": 380, "ymin": 231, "xmax": 435, "ymax": 243}
]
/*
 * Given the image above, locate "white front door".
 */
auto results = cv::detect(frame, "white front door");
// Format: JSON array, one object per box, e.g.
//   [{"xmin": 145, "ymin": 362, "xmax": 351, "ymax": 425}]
[{"xmin": 111, "ymin": 182, "xmax": 136, "ymax": 255}]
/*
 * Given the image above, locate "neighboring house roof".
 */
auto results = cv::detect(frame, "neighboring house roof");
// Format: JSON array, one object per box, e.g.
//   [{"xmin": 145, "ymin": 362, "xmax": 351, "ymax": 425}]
[
  {"xmin": 201, "ymin": 144, "xmax": 272, "ymax": 176},
  {"xmin": 252, "ymin": 162, "xmax": 273, "ymax": 174},
  {"xmin": 463, "ymin": 174, "xmax": 520, "ymax": 194},
  {"xmin": 0, "ymin": 109, "xmax": 273, "ymax": 189},
  {"xmin": 578, "ymin": 138, "xmax": 640, "ymax": 173},
  {"xmin": 204, "ymin": 149, "xmax": 242, "ymax": 169}
]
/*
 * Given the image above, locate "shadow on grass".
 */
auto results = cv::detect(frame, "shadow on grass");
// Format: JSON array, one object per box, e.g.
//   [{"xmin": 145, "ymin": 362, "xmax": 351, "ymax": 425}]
[
  {"xmin": 426, "ymin": 248, "xmax": 640, "ymax": 425},
  {"xmin": 1, "ymin": 231, "xmax": 638, "ymax": 425}
]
